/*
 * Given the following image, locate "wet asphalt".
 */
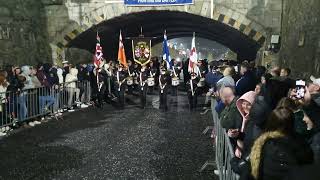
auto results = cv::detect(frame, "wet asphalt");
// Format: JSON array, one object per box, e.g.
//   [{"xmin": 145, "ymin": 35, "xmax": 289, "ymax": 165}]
[{"xmin": 0, "ymin": 92, "xmax": 216, "ymax": 180}]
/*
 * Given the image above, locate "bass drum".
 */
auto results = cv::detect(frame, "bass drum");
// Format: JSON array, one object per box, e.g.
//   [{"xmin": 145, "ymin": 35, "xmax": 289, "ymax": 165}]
[
  {"xmin": 172, "ymin": 77, "xmax": 180, "ymax": 86},
  {"xmin": 147, "ymin": 77, "xmax": 155, "ymax": 87},
  {"xmin": 197, "ymin": 78, "xmax": 206, "ymax": 87},
  {"xmin": 127, "ymin": 77, "xmax": 133, "ymax": 86}
]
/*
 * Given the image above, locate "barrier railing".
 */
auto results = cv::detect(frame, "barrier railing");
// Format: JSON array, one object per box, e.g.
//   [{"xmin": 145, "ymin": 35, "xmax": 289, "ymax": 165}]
[
  {"xmin": 200, "ymin": 98, "xmax": 239, "ymax": 179},
  {"xmin": 212, "ymin": 101, "xmax": 239, "ymax": 180},
  {"xmin": 0, "ymin": 80, "xmax": 91, "ymax": 128}
]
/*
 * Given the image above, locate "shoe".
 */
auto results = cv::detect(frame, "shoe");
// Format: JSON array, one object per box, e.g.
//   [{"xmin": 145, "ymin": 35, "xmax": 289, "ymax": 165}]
[
  {"xmin": 0, "ymin": 132, "xmax": 7, "ymax": 136},
  {"xmin": 214, "ymin": 168, "xmax": 226, "ymax": 175},
  {"xmin": 200, "ymin": 109, "xmax": 210, "ymax": 115},
  {"xmin": 5, "ymin": 126, "xmax": 10, "ymax": 131},
  {"xmin": 28, "ymin": 122, "xmax": 35, "ymax": 127},
  {"xmin": 34, "ymin": 121, "xmax": 41, "ymax": 125},
  {"xmin": 41, "ymin": 117, "xmax": 49, "ymax": 123},
  {"xmin": 68, "ymin": 108, "xmax": 75, "ymax": 112},
  {"xmin": 80, "ymin": 104, "xmax": 89, "ymax": 108},
  {"xmin": 75, "ymin": 100, "xmax": 81, "ymax": 104}
]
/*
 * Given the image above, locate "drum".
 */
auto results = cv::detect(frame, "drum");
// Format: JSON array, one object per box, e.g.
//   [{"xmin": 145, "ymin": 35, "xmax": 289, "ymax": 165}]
[
  {"xmin": 147, "ymin": 77, "xmax": 155, "ymax": 86},
  {"xmin": 127, "ymin": 77, "xmax": 133, "ymax": 86},
  {"xmin": 172, "ymin": 77, "xmax": 180, "ymax": 86},
  {"xmin": 134, "ymin": 77, "xmax": 139, "ymax": 85},
  {"xmin": 197, "ymin": 78, "xmax": 206, "ymax": 87}
]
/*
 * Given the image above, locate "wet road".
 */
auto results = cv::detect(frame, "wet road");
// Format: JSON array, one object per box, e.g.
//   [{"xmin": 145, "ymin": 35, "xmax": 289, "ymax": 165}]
[{"xmin": 0, "ymin": 93, "xmax": 216, "ymax": 180}]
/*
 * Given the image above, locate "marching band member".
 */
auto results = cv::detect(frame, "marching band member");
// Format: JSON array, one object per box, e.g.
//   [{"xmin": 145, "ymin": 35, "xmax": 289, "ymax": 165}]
[
  {"xmin": 147, "ymin": 61, "xmax": 157, "ymax": 94},
  {"xmin": 187, "ymin": 71, "xmax": 200, "ymax": 110},
  {"xmin": 195, "ymin": 59, "xmax": 207, "ymax": 95},
  {"xmin": 93, "ymin": 59, "xmax": 108, "ymax": 108},
  {"xmin": 139, "ymin": 65, "xmax": 149, "ymax": 108},
  {"xmin": 159, "ymin": 66, "xmax": 170, "ymax": 111},
  {"xmin": 133, "ymin": 63, "xmax": 140, "ymax": 93},
  {"xmin": 116, "ymin": 64, "xmax": 127, "ymax": 108},
  {"xmin": 104, "ymin": 61, "xmax": 117, "ymax": 102},
  {"xmin": 171, "ymin": 59, "xmax": 181, "ymax": 96},
  {"xmin": 126, "ymin": 60, "xmax": 135, "ymax": 95}
]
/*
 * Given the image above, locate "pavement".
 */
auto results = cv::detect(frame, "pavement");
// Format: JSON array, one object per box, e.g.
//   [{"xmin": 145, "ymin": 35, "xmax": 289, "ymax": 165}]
[{"xmin": 0, "ymin": 92, "xmax": 216, "ymax": 180}]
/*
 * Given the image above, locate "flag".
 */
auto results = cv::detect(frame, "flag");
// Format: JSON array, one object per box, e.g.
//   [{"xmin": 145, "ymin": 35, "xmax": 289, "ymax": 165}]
[
  {"xmin": 93, "ymin": 31, "xmax": 103, "ymax": 68},
  {"xmin": 162, "ymin": 30, "xmax": 172, "ymax": 69},
  {"xmin": 118, "ymin": 30, "xmax": 128, "ymax": 67},
  {"xmin": 188, "ymin": 32, "xmax": 198, "ymax": 72}
]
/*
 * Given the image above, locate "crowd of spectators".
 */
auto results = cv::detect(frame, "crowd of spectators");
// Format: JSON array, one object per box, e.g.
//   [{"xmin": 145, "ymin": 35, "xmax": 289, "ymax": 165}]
[
  {"xmin": 0, "ymin": 61, "xmax": 91, "ymax": 136},
  {"xmin": 1, "ymin": 58, "xmax": 320, "ymax": 179},
  {"xmin": 204, "ymin": 61, "xmax": 320, "ymax": 179}
]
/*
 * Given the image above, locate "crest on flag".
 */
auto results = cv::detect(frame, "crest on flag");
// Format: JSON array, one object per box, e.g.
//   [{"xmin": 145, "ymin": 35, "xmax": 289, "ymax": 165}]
[
  {"xmin": 94, "ymin": 32, "xmax": 104, "ymax": 68},
  {"xmin": 163, "ymin": 30, "xmax": 172, "ymax": 70},
  {"xmin": 118, "ymin": 30, "xmax": 128, "ymax": 67},
  {"xmin": 188, "ymin": 32, "xmax": 198, "ymax": 73},
  {"xmin": 132, "ymin": 38, "xmax": 151, "ymax": 66}
]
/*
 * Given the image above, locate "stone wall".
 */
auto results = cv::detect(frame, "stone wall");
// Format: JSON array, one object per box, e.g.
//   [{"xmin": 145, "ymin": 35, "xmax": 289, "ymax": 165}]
[
  {"xmin": 52, "ymin": 0, "xmax": 283, "ymax": 64},
  {"xmin": 0, "ymin": 0, "xmax": 283, "ymax": 66},
  {"xmin": 0, "ymin": 0, "xmax": 51, "ymax": 67},
  {"xmin": 279, "ymin": 0, "xmax": 320, "ymax": 77}
]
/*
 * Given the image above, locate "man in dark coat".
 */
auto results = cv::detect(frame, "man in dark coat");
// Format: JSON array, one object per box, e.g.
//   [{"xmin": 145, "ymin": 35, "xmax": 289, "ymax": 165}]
[
  {"xmin": 235, "ymin": 62, "xmax": 256, "ymax": 96},
  {"xmin": 219, "ymin": 86, "xmax": 242, "ymax": 133}
]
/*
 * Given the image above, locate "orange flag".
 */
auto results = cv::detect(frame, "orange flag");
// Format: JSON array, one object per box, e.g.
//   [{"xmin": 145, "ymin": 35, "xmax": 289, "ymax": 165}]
[{"xmin": 118, "ymin": 30, "xmax": 128, "ymax": 67}]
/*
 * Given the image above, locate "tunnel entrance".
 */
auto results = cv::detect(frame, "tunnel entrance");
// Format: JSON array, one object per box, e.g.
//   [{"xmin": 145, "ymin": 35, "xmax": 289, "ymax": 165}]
[{"xmin": 67, "ymin": 10, "xmax": 262, "ymax": 62}]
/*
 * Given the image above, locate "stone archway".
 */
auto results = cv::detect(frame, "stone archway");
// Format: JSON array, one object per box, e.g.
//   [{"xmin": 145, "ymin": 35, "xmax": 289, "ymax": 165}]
[{"xmin": 52, "ymin": 0, "xmax": 275, "ymax": 64}]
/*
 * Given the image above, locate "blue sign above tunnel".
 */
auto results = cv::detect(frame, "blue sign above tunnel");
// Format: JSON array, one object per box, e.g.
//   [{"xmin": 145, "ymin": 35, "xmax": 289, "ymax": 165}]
[{"xmin": 125, "ymin": 0, "xmax": 193, "ymax": 6}]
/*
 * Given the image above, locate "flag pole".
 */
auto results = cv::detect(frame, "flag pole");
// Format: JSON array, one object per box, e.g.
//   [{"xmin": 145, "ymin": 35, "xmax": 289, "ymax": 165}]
[
  {"xmin": 140, "ymin": 26, "xmax": 143, "ymax": 37},
  {"xmin": 119, "ymin": 29, "xmax": 121, "ymax": 66},
  {"xmin": 193, "ymin": 32, "xmax": 195, "ymax": 74}
]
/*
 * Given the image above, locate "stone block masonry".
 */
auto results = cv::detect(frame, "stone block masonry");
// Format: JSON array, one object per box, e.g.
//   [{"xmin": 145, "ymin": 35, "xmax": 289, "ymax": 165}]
[{"xmin": 279, "ymin": 0, "xmax": 320, "ymax": 77}]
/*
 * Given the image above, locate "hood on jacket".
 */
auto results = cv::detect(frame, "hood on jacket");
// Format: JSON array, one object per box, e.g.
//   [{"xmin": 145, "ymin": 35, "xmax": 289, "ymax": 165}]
[
  {"xmin": 250, "ymin": 131, "xmax": 285, "ymax": 180},
  {"xmin": 21, "ymin": 66, "xmax": 31, "ymax": 76},
  {"xmin": 70, "ymin": 68, "xmax": 78, "ymax": 76},
  {"xmin": 236, "ymin": 91, "xmax": 257, "ymax": 120}
]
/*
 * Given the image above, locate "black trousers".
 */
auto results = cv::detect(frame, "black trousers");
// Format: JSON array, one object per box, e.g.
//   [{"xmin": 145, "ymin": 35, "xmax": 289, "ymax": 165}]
[
  {"xmin": 97, "ymin": 83, "xmax": 106, "ymax": 107},
  {"xmin": 117, "ymin": 84, "xmax": 126, "ymax": 108},
  {"xmin": 187, "ymin": 88, "xmax": 198, "ymax": 109},
  {"xmin": 148, "ymin": 85, "xmax": 154, "ymax": 94},
  {"xmin": 159, "ymin": 88, "xmax": 168, "ymax": 110},
  {"xmin": 171, "ymin": 86, "xmax": 178, "ymax": 96},
  {"xmin": 127, "ymin": 84, "xmax": 134, "ymax": 94},
  {"xmin": 140, "ymin": 84, "xmax": 147, "ymax": 108}
]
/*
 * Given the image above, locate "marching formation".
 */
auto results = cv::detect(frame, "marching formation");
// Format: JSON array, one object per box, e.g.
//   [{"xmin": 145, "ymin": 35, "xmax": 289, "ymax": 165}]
[
  {"xmin": 90, "ymin": 30, "xmax": 208, "ymax": 110},
  {"xmin": 90, "ymin": 57, "xmax": 209, "ymax": 111}
]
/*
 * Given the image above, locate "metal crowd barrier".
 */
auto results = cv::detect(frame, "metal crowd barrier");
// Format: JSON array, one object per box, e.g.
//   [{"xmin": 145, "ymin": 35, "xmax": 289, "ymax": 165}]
[
  {"xmin": 0, "ymin": 80, "xmax": 91, "ymax": 128},
  {"xmin": 211, "ymin": 100, "xmax": 239, "ymax": 180},
  {"xmin": 200, "ymin": 98, "xmax": 239, "ymax": 180}
]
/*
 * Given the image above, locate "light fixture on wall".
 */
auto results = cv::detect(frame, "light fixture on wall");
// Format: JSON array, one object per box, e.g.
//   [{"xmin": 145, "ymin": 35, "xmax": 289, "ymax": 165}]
[{"xmin": 267, "ymin": 34, "xmax": 281, "ymax": 53}]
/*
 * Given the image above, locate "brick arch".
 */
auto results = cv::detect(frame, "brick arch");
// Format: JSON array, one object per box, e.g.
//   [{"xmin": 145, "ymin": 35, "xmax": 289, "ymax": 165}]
[{"xmin": 54, "ymin": 1, "xmax": 267, "ymax": 64}]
